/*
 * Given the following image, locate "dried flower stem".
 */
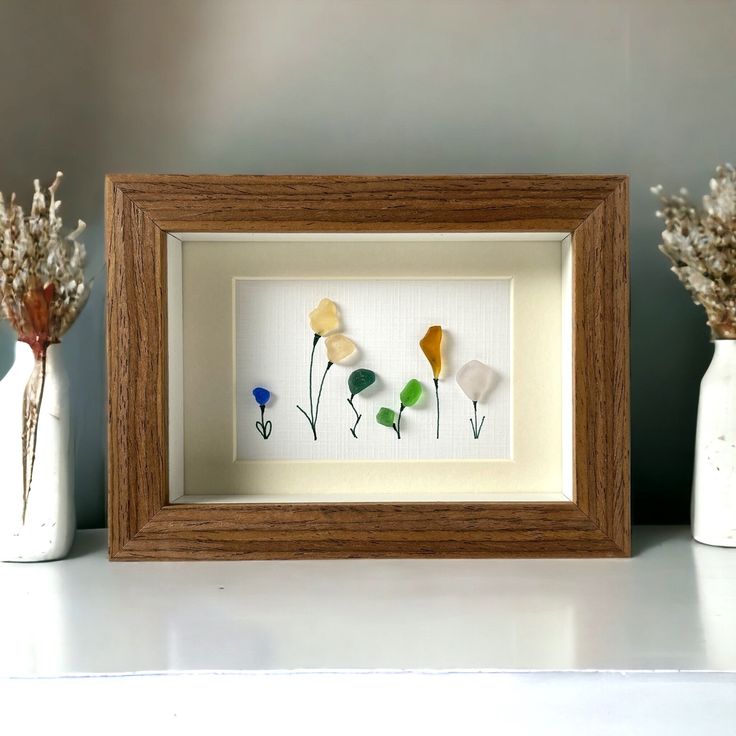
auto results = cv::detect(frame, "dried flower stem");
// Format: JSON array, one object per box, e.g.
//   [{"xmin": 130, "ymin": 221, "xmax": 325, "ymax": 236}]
[{"xmin": 21, "ymin": 352, "xmax": 47, "ymax": 523}]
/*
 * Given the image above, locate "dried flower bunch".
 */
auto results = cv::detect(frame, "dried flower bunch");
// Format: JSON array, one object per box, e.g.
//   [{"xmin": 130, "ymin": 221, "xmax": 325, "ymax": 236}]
[
  {"xmin": 653, "ymin": 164, "xmax": 736, "ymax": 339},
  {"xmin": 0, "ymin": 172, "xmax": 89, "ymax": 524},
  {"xmin": 0, "ymin": 172, "xmax": 89, "ymax": 358}
]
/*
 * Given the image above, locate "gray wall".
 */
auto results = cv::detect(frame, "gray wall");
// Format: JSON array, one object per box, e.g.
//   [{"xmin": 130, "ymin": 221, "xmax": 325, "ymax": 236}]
[{"xmin": 1, "ymin": 0, "xmax": 732, "ymax": 527}]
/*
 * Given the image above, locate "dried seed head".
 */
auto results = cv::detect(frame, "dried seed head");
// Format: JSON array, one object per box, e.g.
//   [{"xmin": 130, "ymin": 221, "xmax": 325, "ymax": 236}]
[
  {"xmin": 655, "ymin": 164, "xmax": 736, "ymax": 339},
  {"xmin": 0, "ymin": 172, "xmax": 90, "ymax": 347}
]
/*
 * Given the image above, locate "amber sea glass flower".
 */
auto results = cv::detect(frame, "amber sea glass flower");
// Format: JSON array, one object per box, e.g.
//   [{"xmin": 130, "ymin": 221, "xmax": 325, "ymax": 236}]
[
  {"xmin": 420, "ymin": 325, "xmax": 443, "ymax": 379},
  {"xmin": 420, "ymin": 325, "xmax": 443, "ymax": 438}
]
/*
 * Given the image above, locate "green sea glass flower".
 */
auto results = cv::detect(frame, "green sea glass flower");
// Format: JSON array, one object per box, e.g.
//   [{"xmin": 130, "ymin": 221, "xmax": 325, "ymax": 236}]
[
  {"xmin": 376, "ymin": 407, "xmax": 396, "ymax": 428},
  {"xmin": 349, "ymin": 369, "xmax": 376, "ymax": 397},
  {"xmin": 400, "ymin": 379, "xmax": 423, "ymax": 407},
  {"xmin": 347, "ymin": 368, "xmax": 377, "ymax": 438},
  {"xmin": 376, "ymin": 378, "xmax": 422, "ymax": 439}
]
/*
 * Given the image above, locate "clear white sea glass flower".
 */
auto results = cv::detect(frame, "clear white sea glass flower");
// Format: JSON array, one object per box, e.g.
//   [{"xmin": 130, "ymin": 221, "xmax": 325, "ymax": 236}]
[
  {"xmin": 456, "ymin": 360, "xmax": 494, "ymax": 402},
  {"xmin": 456, "ymin": 360, "xmax": 495, "ymax": 440}
]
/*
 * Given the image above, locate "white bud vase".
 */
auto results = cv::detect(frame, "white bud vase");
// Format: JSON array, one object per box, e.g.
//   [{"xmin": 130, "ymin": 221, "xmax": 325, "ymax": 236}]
[
  {"xmin": 0, "ymin": 342, "xmax": 74, "ymax": 561},
  {"xmin": 692, "ymin": 339, "xmax": 736, "ymax": 546}
]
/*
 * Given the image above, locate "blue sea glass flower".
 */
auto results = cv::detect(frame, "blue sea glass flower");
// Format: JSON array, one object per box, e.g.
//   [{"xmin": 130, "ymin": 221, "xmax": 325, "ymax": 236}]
[
  {"xmin": 252, "ymin": 387, "xmax": 272, "ymax": 440},
  {"xmin": 252, "ymin": 387, "xmax": 271, "ymax": 406}
]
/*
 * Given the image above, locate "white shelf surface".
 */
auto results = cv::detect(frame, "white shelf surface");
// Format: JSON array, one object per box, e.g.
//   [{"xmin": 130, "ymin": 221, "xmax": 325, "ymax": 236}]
[{"xmin": 1, "ymin": 526, "xmax": 735, "ymax": 678}]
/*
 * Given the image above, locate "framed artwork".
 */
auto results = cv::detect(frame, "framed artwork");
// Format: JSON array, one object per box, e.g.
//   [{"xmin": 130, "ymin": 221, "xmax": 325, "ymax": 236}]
[{"xmin": 106, "ymin": 175, "xmax": 629, "ymax": 559}]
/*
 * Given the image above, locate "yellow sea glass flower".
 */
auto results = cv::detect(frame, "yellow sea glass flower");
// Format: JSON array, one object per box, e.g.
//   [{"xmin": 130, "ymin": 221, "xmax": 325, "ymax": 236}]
[
  {"xmin": 298, "ymin": 298, "xmax": 348, "ymax": 441},
  {"xmin": 420, "ymin": 325, "xmax": 443, "ymax": 379},
  {"xmin": 309, "ymin": 298, "xmax": 340, "ymax": 336},
  {"xmin": 325, "ymin": 334, "xmax": 356, "ymax": 364}
]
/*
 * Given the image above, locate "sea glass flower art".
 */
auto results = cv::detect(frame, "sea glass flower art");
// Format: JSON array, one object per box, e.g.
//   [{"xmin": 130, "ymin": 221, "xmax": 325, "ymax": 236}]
[
  {"xmin": 376, "ymin": 407, "xmax": 397, "ymax": 429},
  {"xmin": 347, "ymin": 368, "xmax": 377, "ymax": 438},
  {"xmin": 375, "ymin": 378, "xmax": 423, "ymax": 439},
  {"xmin": 252, "ymin": 386, "xmax": 272, "ymax": 439},
  {"xmin": 420, "ymin": 325, "xmax": 443, "ymax": 439},
  {"xmin": 399, "ymin": 378, "xmax": 423, "ymax": 407},
  {"xmin": 325, "ymin": 334, "xmax": 357, "ymax": 364},
  {"xmin": 297, "ymin": 299, "xmax": 359, "ymax": 440},
  {"xmin": 309, "ymin": 298, "xmax": 339, "ymax": 336},
  {"xmin": 456, "ymin": 360, "xmax": 495, "ymax": 439},
  {"xmin": 348, "ymin": 368, "xmax": 376, "ymax": 397},
  {"xmin": 420, "ymin": 326, "xmax": 442, "ymax": 379},
  {"xmin": 252, "ymin": 387, "xmax": 271, "ymax": 406}
]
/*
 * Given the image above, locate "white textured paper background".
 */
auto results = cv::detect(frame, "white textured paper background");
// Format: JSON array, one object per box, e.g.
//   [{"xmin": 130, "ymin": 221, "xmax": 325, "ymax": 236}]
[{"xmin": 235, "ymin": 279, "xmax": 511, "ymax": 461}]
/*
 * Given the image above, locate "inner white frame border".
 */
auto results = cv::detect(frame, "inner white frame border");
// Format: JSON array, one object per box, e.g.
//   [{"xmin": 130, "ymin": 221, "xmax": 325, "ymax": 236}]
[{"xmin": 167, "ymin": 232, "xmax": 573, "ymax": 504}]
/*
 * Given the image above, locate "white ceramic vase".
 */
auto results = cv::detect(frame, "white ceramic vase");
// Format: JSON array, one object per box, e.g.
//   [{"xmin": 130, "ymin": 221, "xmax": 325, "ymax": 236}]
[
  {"xmin": 692, "ymin": 339, "xmax": 736, "ymax": 546},
  {"xmin": 0, "ymin": 342, "xmax": 74, "ymax": 562}
]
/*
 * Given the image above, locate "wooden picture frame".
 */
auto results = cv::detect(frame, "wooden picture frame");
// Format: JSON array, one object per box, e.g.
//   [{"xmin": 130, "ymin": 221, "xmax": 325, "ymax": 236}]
[{"xmin": 106, "ymin": 175, "xmax": 629, "ymax": 560}]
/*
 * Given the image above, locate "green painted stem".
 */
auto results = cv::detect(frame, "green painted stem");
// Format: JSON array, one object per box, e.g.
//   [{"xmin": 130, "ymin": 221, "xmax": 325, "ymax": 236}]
[
  {"xmin": 297, "ymin": 333, "xmax": 321, "ymax": 440},
  {"xmin": 312, "ymin": 361, "xmax": 333, "ymax": 439},
  {"xmin": 470, "ymin": 400, "xmax": 486, "ymax": 439},
  {"xmin": 396, "ymin": 404, "xmax": 405, "ymax": 439},
  {"xmin": 348, "ymin": 395, "xmax": 362, "ymax": 438},
  {"xmin": 309, "ymin": 333, "xmax": 319, "ymax": 419},
  {"xmin": 433, "ymin": 378, "xmax": 440, "ymax": 440}
]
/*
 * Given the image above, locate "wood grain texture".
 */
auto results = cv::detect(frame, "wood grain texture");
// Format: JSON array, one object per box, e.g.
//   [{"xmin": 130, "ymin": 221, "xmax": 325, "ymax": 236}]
[
  {"xmin": 106, "ymin": 175, "xmax": 630, "ymax": 560},
  {"xmin": 106, "ymin": 180, "xmax": 169, "ymax": 550},
  {"xmin": 108, "ymin": 174, "xmax": 621, "ymax": 232},
  {"xmin": 114, "ymin": 503, "xmax": 614, "ymax": 560},
  {"xmin": 571, "ymin": 179, "xmax": 631, "ymax": 555}
]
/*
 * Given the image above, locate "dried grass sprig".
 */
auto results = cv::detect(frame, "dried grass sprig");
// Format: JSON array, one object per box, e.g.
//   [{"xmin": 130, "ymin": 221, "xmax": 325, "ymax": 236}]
[
  {"xmin": 0, "ymin": 172, "xmax": 89, "ymax": 523},
  {"xmin": 653, "ymin": 163, "xmax": 736, "ymax": 339}
]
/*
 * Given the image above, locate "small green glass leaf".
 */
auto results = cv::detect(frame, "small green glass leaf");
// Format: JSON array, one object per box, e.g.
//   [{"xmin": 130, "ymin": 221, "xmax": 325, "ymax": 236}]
[
  {"xmin": 400, "ymin": 379, "xmax": 423, "ymax": 407},
  {"xmin": 348, "ymin": 368, "xmax": 376, "ymax": 396},
  {"xmin": 376, "ymin": 407, "xmax": 396, "ymax": 427}
]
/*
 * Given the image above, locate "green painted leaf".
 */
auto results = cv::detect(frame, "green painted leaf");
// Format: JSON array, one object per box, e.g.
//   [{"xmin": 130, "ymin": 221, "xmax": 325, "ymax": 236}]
[
  {"xmin": 376, "ymin": 407, "xmax": 396, "ymax": 427},
  {"xmin": 348, "ymin": 368, "xmax": 376, "ymax": 396},
  {"xmin": 400, "ymin": 379, "xmax": 423, "ymax": 407}
]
